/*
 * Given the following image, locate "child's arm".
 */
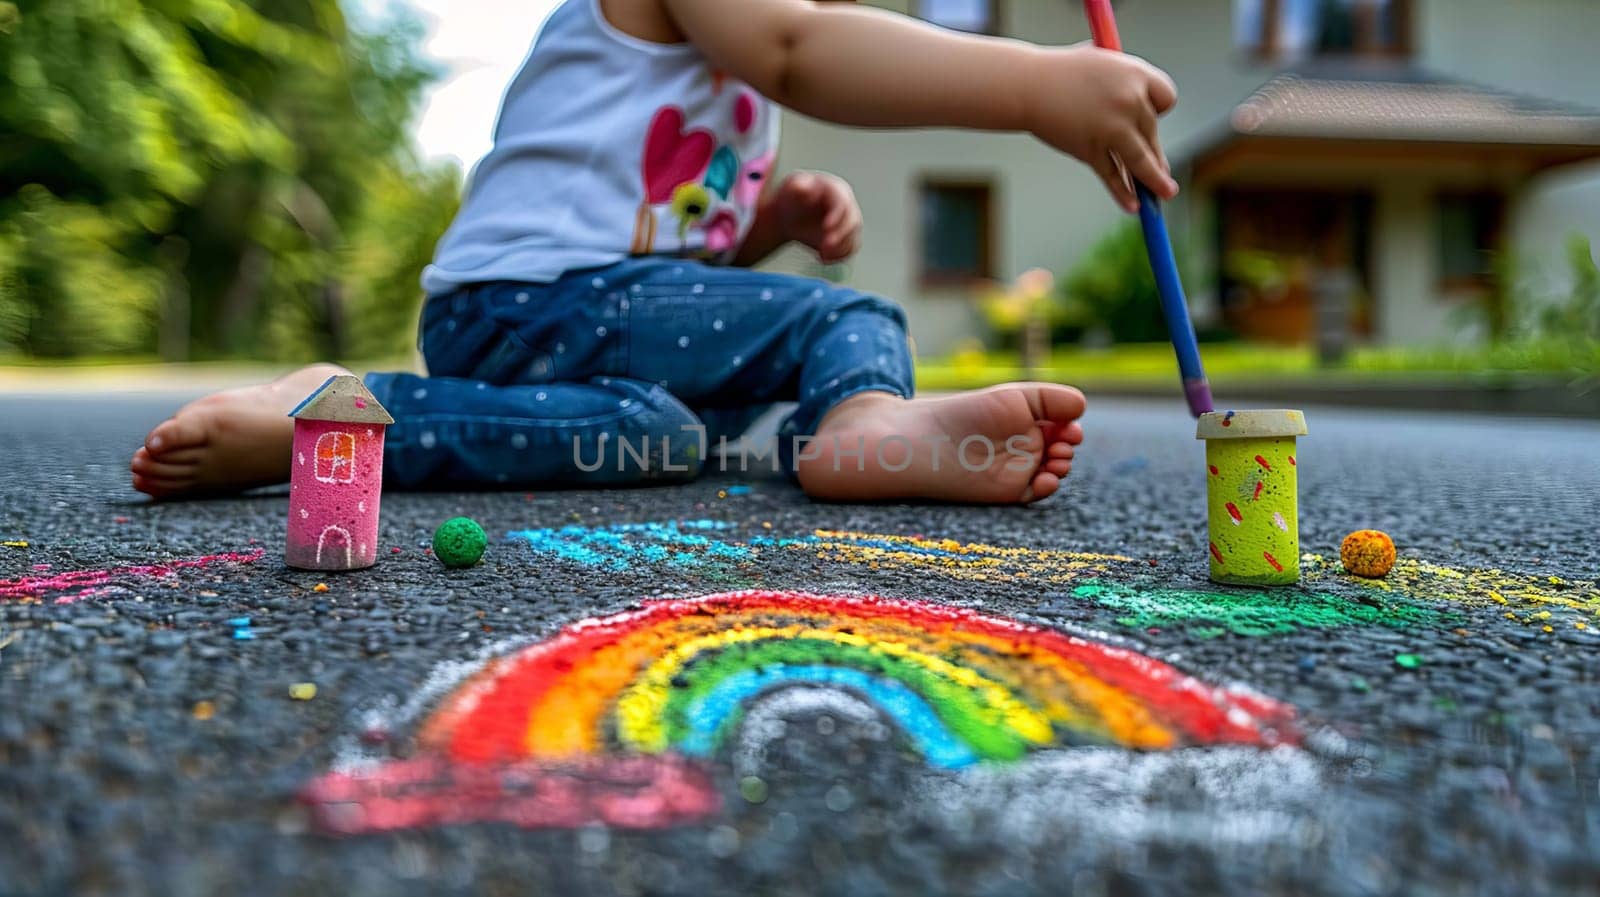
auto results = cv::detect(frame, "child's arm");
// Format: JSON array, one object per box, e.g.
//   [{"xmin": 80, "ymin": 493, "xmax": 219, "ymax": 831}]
[{"xmin": 661, "ymin": 0, "xmax": 1179, "ymax": 213}]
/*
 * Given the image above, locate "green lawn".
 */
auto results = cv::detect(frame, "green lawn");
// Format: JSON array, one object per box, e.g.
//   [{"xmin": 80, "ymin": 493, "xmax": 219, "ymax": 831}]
[
  {"xmin": 917, "ymin": 341, "xmax": 1600, "ymax": 391},
  {"xmin": 3, "ymin": 342, "xmax": 1596, "ymax": 393}
]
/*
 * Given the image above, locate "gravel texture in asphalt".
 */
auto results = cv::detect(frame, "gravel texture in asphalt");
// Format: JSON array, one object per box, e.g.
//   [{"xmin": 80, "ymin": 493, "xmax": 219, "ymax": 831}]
[{"xmin": 1, "ymin": 393, "xmax": 1597, "ymax": 897}]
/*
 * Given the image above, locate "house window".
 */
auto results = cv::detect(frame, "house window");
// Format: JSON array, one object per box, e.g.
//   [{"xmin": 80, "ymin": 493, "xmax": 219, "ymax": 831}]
[
  {"xmin": 1236, "ymin": 0, "xmax": 1412, "ymax": 60},
  {"xmin": 918, "ymin": 178, "xmax": 995, "ymax": 286},
  {"xmin": 1437, "ymin": 193, "xmax": 1503, "ymax": 288},
  {"xmin": 915, "ymin": 0, "xmax": 998, "ymax": 35},
  {"xmin": 314, "ymin": 431, "xmax": 357, "ymax": 484}
]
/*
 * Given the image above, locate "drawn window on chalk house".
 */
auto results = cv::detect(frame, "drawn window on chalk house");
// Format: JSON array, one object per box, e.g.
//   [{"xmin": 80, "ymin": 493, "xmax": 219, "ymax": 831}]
[{"xmin": 315, "ymin": 431, "xmax": 357, "ymax": 484}]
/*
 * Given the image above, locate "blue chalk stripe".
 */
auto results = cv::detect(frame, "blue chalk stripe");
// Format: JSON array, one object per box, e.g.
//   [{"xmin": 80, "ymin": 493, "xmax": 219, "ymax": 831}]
[{"xmin": 678, "ymin": 665, "xmax": 981, "ymax": 769}]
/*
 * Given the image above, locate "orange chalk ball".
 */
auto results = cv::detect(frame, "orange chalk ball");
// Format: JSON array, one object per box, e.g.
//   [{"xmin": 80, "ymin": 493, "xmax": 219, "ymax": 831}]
[{"xmin": 1341, "ymin": 530, "xmax": 1396, "ymax": 578}]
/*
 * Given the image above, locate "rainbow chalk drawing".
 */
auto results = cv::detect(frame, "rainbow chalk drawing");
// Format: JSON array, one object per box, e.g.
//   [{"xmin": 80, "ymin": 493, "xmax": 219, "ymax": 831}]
[
  {"xmin": 300, "ymin": 591, "xmax": 1298, "ymax": 834},
  {"xmin": 0, "ymin": 550, "xmax": 265, "ymax": 603},
  {"xmin": 286, "ymin": 376, "xmax": 392, "ymax": 572},
  {"xmin": 1198, "ymin": 410, "xmax": 1307, "ymax": 586}
]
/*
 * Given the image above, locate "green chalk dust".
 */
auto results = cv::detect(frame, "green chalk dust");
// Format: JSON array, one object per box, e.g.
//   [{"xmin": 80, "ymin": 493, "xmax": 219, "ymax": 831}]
[{"xmin": 1070, "ymin": 580, "xmax": 1445, "ymax": 638}]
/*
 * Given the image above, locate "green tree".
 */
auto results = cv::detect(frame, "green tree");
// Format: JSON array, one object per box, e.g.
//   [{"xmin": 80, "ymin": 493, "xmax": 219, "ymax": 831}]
[
  {"xmin": 1058, "ymin": 219, "xmax": 1187, "ymax": 344},
  {"xmin": 0, "ymin": 0, "xmax": 459, "ymax": 361}
]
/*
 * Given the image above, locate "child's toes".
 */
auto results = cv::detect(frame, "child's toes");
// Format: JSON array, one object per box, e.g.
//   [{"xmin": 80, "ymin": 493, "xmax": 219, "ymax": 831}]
[
  {"xmin": 1044, "ymin": 458, "xmax": 1072, "ymax": 477},
  {"xmin": 1060, "ymin": 421, "xmax": 1084, "ymax": 445},
  {"xmin": 1027, "ymin": 471, "xmax": 1062, "ymax": 502},
  {"xmin": 132, "ymin": 451, "xmax": 200, "ymax": 481},
  {"xmin": 132, "ymin": 473, "xmax": 192, "ymax": 498},
  {"xmin": 1046, "ymin": 442, "xmax": 1074, "ymax": 459},
  {"xmin": 1033, "ymin": 385, "xmax": 1086, "ymax": 425},
  {"xmin": 146, "ymin": 416, "xmax": 208, "ymax": 456}
]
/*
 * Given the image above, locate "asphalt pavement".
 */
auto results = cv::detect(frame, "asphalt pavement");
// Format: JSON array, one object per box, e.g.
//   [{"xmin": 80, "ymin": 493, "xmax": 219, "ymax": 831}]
[{"xmin": 0, "ymin": 390, "xmax": 1597, "ymax": 897}]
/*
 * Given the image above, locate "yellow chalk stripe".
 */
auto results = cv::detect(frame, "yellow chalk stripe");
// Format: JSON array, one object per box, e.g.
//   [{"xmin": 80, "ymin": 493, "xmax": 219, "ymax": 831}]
[
  {"xmin": 613, "ymin": 625, "xmax": 1055, "ymax": 754},
  {"xmin": 792, "ymin": 531, "xmax": 1137, "ymax": 582},
  {"xmin": 1305, "ymin": 556, "xmax": 1598, "ymax": 614}
]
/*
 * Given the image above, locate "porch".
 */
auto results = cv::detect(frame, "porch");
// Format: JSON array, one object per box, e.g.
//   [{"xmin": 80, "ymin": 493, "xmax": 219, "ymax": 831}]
[{"xmin": 1178, "ymin": 67, "xmax": 1600, "ymax": 347}]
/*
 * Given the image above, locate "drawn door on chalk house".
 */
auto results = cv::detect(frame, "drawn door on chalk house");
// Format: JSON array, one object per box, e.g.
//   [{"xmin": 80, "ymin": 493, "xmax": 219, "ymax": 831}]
[
  {"xmin": 315, "ymin": 432, "xmax": 357, "ymax": 484},
  {"xmin": 317, "ymin": 526, "xmax": 352, "ymax": 567}
]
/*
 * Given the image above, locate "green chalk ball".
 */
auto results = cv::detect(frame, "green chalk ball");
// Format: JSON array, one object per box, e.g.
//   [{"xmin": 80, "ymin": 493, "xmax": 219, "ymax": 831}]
[{"xmin": 432, "ymin": 517, "xmax": 487, "ymax": 568}]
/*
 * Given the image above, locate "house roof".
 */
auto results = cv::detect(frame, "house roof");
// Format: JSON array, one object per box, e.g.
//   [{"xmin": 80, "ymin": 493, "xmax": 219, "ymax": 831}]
[
  {"xmin": 288, "ymin": 374, "xmax": 394, "ymax": 425},
  {"xmin": 1179, "ymin": 65, "xmax": 1600, "ymax": 164}
]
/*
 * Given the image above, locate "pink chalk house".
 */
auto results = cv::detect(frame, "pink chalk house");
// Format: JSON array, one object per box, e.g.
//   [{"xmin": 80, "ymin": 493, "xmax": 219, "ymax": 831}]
[{"xmin": 286, "ymin": 375, "xmax": 393, "ymax": 571}]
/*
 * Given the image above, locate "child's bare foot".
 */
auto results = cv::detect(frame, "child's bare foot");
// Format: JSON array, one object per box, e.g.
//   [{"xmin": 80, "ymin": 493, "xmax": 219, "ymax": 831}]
[
  {"xmin": 130, "ymin": 364, "xmax": 351, "ymax": 499},
  {"xmin": 796, "ymin": 384, "xmax": 1086, "ymax": 504}
]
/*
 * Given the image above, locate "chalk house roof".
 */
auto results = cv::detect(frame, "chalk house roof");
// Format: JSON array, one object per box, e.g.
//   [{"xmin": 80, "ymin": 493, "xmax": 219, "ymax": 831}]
[{"xmin": 288, "ymin": 375, "xmax": 394, "ymax": 425}]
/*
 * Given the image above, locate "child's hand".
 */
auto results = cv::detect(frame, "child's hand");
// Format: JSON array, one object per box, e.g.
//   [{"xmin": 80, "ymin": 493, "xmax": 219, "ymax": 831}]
[
  {"xmin": 1025, "ymin": 46, "xmax": 1180, "ymax": 213},
  {"xmin": 772, "ymin": 171, "xmax": 862, "ymax": 263}
]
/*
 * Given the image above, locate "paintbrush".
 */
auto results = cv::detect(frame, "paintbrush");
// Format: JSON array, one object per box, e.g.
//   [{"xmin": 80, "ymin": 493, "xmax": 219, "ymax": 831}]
[{"xmin": 1082, "ymin": 0, "xmax": 1215, "ymax": 417}]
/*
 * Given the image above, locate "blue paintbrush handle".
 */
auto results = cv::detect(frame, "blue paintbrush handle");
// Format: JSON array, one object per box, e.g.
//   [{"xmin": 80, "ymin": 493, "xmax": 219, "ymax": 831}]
[{"xmin": 1135, "ymin": 184, "xmax": 1214, "ymax": 414}]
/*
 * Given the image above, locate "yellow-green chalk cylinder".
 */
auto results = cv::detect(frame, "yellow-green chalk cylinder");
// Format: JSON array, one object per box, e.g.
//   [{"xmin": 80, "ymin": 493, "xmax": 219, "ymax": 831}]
[{"xmin": 1196, "ymin": 410, "xmax": 1308, "ymax": 586}]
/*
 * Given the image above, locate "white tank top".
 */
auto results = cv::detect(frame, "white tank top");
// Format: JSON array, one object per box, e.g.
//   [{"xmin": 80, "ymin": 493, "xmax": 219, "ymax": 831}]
[{"xmin": 422, "ymin": 0, "xmax": 782, "ymax": 295}]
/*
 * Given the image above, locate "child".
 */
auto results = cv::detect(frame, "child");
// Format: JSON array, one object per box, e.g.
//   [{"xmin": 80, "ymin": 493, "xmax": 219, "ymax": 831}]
[{"xmin": 131, "ymin": 0, "xmax": 1178, "ymax": 504}]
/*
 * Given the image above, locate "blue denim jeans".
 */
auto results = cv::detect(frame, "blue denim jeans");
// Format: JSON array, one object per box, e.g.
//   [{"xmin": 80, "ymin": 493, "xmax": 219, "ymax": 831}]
[{"xmin": 365, "ymin": 257, "xmax": 915, "ymax": 489}]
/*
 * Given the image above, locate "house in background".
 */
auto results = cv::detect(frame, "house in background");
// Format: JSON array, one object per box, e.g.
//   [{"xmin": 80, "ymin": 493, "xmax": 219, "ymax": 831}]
[{"xmin": 765, "ymin": 0, "xmax": 1600, "ymax": 355}]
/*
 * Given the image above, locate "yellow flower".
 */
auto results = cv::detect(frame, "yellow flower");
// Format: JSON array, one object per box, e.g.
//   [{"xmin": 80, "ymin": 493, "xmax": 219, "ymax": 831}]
[{"xmin": 671, "ymin": 183, "xmax": 711, "ymax": 235}]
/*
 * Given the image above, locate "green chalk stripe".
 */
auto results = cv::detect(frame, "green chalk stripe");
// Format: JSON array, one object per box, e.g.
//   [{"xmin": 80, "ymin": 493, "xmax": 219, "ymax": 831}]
[
  {"xmin": 662, "ymin": 637, "xmax": 1038, "ymax": 762},
  {"xmin": 1071, "ymin": 580, "xmax": 1444, "ymax": 638}
]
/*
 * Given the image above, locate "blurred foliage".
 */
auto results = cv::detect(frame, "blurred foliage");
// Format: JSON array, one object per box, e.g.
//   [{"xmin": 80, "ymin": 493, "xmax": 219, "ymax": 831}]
[
  {"xmin": 0, "ymin": 0, "xmax": 460, "ymax": 361},
  {"xmin": 1057, "ymin": 219, "xmax": 1186, "ymax": 344},
  {"xmin": 1467, "ymin": 234, "xmax": 1600, "ymax": 351},
  {"xmin": 1529, "ymin": 235, "xmax": 1600, "ymax": 343}
]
